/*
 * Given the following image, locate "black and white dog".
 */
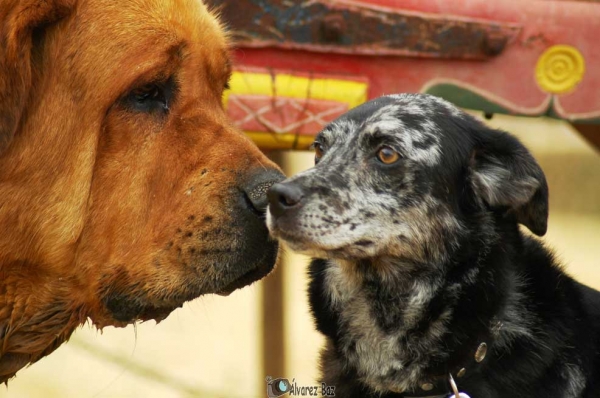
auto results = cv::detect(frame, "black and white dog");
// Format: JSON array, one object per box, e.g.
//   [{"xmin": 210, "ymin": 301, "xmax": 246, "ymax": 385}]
[{"xmin": 266, "ymin": 94, "xmax": 600, "ymax": 398}]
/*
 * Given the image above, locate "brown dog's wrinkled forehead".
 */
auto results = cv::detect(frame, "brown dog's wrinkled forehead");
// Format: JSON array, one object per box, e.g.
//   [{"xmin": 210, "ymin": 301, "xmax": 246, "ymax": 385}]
[{"xmin": 62, "ymin": 0, "xmax": 229, "ymax": 102}]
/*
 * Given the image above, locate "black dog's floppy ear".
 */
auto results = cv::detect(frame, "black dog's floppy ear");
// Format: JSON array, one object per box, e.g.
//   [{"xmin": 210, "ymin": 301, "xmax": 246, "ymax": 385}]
[
  {"xmin": 0, "ymin": 0, "xmax": 75, "ymax": 155},
  {"xmin": 470, "ymin": 128, "xmax": 549, "ymax": 236}
]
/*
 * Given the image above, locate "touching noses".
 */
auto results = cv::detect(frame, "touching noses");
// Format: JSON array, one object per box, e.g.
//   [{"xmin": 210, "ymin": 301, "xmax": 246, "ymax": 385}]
[{"xmin": 242, "ymin": 169, "xmax": 286, "ymax": 213}]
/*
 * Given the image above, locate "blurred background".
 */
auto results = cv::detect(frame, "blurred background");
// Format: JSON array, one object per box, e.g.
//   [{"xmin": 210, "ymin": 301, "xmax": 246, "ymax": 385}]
[{"xmin": 3, "ymin": 0, "xmax": 600, "ymax": 397}]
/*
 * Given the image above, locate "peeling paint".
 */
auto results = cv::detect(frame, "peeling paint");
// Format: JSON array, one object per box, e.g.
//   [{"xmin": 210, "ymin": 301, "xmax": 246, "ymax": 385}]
[{"xmin": 209, "ymin": 0, "xmax": 520, "ymax": 60}]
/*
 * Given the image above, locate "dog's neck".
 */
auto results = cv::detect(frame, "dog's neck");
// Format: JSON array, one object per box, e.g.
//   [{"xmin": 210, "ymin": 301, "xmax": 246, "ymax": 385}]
[
  {"xmin": 0, "ymin": 261, "xmax": 85, "ymax": 381},
  {"xmin": 320, "ymin": 251, "xmax": 521, "ymax": 395}
]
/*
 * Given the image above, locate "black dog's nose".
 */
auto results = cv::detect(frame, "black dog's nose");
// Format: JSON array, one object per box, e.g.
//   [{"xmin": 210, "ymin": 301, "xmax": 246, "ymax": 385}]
[
  {"xmin": 243, "ymin": 169, "xmax": 286, "ymax": 212},
  {"xmin": 267, "ymin": 182, "xmax": 304, "ymax": 217}
]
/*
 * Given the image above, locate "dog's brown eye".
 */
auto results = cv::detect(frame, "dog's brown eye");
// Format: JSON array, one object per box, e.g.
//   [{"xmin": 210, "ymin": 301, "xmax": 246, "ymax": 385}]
[
  {"xmin": 377, "ymin": 146, "xmax": 400, "ymax": 164},
  {"xmin": 313, "ymin": 142, "xmax": 324, "ymax": 164}
]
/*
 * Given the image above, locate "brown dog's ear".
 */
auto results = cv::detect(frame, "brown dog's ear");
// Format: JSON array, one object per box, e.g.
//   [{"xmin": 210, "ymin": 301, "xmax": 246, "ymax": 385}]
[
  {"xmin": 470, "ymin": 128, "xmax": 549, "ymax": 236},
  {"xmin": 0, "ymin": 0, "xmax": 75, "ymax": 155}
]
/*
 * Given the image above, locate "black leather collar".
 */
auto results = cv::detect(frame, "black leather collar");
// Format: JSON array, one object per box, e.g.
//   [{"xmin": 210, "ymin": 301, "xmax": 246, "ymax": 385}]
[{"xmin": 394, "ymin": 320, "xmax": 503, "ymax": 398}]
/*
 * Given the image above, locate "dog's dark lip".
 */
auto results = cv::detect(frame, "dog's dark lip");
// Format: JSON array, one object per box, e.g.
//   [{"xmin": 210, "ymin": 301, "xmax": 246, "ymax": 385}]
[
  {"xmin": 215, "ymin": 249, "xmax": 277, "ymax": 296},
  {"xmin": 104, "ymin": 294, "xmax": 184, "ymax": 324},
  {"xmin": 137, "ymin": 304, "xmax": 181, "ymax": 323},
  {"xmin": 215, "ymin": 266, "xmax": 263, "ymax": 296}
]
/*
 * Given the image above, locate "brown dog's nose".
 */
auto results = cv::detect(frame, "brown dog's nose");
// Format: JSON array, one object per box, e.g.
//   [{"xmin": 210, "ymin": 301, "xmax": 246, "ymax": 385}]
[
  {"xmin": 267, "ymin": 182, "xmax": 304, "ymax": 217},
  {"xmin": 243, "ymin": 169, "xmax": 286, "ymax": 212}
]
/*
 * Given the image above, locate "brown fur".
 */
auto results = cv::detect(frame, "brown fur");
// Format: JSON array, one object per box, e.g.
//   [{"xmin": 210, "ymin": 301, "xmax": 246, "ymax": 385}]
[{"xmin": 0, "ymin": 0, "xmax": 281, "ymax": 382}]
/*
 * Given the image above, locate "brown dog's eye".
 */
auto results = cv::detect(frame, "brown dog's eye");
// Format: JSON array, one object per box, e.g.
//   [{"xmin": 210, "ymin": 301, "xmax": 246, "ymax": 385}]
[
  {"xmin": 377, "ymin": 146, "xmax": 400, "ymax": 164},
  {"xmin": 131, "ymin": 84, "xmax": 167, "ymax": 111},
  {"xmin": 313, "ymin": 142, "xmax": 324, "ymax": 164},
  {"xmin": 123, "ymin": 78, "xmax": 175, "ymax": 115},
  {"xmin": 132, "ymin": 85, "xmax": 163, "ymax": 102}
]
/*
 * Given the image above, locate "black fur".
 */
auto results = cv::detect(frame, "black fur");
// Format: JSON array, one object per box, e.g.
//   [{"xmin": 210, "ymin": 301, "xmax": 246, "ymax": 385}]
[{"xmin": 267, "ymin": 94, "xmax": 600, "ymax": 398}]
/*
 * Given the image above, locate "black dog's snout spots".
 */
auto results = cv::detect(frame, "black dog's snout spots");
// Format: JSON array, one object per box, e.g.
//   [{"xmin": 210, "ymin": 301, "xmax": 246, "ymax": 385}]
[{"xmin": 268, "ymin": 182, "xmax": 304, "ymax": 217}]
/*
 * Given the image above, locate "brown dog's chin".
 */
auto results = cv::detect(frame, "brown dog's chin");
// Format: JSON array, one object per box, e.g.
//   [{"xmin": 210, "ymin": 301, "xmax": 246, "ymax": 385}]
[
  {"xmin": 216, "ymin": 262, "xmax": 273, "ymax": 296},
  {"xmin": 135, "ymin": 305, "xmax": 182, "ymax": 323},
  {"xmin": 103, "ymin": 247, "xmax": 278, "ymax": 322},
  {"xmin": 101, "ymin": 293, "xmax": 183, "ymax": 324},
  {"xmin": 216, "ymin": 240, "xmax": 279, "ymax": 296}
]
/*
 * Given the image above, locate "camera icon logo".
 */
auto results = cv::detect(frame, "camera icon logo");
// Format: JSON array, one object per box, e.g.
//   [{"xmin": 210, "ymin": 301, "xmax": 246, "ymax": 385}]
[{"xmin": 266, "ymin": 376, "xmax": 292, "ymax": 397}]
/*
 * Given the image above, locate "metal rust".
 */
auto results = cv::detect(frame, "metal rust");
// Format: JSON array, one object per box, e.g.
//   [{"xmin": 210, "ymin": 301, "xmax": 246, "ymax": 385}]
[
  {"xmin": 207, "ymin": 0, "xmax": 521, "ymax": 60},
  {"xmin": 481, "ymin": 32, "xmax": 509, "ymax": 56},
  {"xmin": 321, "ymin": 13, "xmax": 346, "ymax": 44}
]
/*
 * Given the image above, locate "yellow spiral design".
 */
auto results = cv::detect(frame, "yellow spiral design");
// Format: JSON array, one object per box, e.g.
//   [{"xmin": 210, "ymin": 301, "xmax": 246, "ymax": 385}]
[{"xmin": 535, "ymin": 45, "xmax": 585, "ymax": 94}]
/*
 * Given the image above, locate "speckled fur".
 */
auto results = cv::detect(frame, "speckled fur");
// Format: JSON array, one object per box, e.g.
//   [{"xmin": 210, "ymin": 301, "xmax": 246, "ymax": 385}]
[{"xmin": 268, "ymin": 94, "xmax": 600, "ymax": 398}]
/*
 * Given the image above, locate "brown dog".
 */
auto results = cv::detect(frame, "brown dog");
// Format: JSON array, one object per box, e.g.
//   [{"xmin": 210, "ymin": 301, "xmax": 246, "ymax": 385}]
[{"xmin": 0, "ymin": 0, "xmax": 283, "ymax": 382}]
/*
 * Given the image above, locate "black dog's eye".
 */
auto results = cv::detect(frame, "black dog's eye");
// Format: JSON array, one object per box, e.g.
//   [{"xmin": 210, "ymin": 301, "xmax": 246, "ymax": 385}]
[
  {"xmin": 377, "ymin": 146, "xmax": 400, "ymax": 164},
  {"xmin": 313, "ymin": 142, "xmax": 325, "ymax": 164},
  {"xmin": 124, "ymin": 81, "xmax": 171, "ymax": 114}
]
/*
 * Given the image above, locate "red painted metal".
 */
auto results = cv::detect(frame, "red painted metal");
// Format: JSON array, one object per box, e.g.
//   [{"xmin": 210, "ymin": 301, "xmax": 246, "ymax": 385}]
[
  {"xmin": 211, "ymin": 0, "xmax": 600, "ymax": 142},
  {"xmin": 227, "ymin": 94, "xmax": 349, "ymax": 135}
]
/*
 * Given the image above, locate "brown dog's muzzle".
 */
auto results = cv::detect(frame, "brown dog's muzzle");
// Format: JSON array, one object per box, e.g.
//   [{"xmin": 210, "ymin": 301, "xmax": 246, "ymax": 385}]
[{"xmin": 100, "ymin": 165, "xmax": 285, "ymax": 324}]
